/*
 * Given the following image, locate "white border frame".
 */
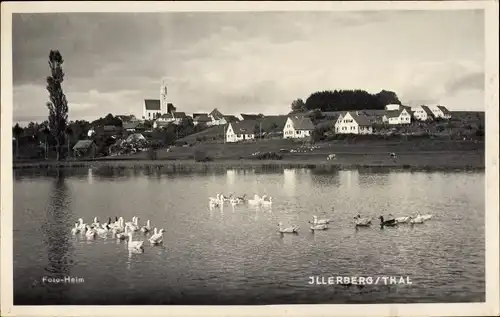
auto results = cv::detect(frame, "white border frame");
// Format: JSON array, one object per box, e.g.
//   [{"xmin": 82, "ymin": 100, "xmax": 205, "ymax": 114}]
[{"xmin": 1, "ymin": 1, "xmax": 498, "ymax": 317}]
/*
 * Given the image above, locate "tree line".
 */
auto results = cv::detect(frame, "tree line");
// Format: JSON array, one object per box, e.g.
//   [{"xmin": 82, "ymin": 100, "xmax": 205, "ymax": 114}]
[{"xmin": 290, "ymin": 89, "xmax": 402, "ymax": 113}]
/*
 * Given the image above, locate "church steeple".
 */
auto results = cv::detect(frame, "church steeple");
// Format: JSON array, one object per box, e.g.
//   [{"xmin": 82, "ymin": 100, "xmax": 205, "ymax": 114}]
[{"xmin": 160, "ymin": 80, "xmax": 168, "ymax": 114}]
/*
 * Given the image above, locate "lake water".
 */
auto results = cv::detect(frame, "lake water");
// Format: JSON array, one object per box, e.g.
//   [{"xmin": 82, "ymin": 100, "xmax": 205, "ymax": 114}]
[{"xmin": 13, "ymin": 166, "xmax": 485, "ymax": 305}]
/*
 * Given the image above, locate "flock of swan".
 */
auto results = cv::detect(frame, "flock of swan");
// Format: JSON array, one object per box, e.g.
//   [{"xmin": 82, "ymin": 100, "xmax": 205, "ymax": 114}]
[
  {"xmin": 208, "ymin": 193, "xmax": 434, "ymax": 233},
  {"xmin": 70, "ymin": 216, "xmax": 166, "ymax": 252}
]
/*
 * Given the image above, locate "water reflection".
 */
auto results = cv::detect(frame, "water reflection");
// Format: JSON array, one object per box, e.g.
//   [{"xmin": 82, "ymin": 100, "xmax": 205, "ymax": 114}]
[{"xmin": 42, "ymin": 169, "xmax": 74, "ymax": 301}]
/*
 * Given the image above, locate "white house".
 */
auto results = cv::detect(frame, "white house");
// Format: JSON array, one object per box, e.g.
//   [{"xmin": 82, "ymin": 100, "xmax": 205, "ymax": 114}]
[
  {"xmin": 143, "ymin": 99, "xmax": 162, "ymax": 120},
  {"xmin": 225, "ymin": 121, "xmax": 256, "ymax": 143},
  {"xmin": 385, "ymin": 104, "xmax": 402, "ymax": 111},
  {"xmin": 208, "ymin": 108, "xmax": 227, "ymax": 126},
  {"xmin": 382, "ymin": 108, "xmax": 412, "ymax": 125},
  {"xmin": 412, "ymin": 105, "xmax": 435, "ymax": 121},
  {"xmin": 430, "ymin": 105, "xmax": 452, "ymax": 119},
  {"xmin": 283, "ymin": 116, "xmax": 315, "ymax": 139},
  {"xmin": 334, "ymin": 111, "xmax": 373, "ymax": 134}
]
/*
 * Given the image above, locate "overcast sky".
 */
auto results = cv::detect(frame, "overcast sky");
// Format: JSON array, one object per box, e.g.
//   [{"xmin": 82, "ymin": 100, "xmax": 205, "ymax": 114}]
[{"xmin": 12, "ymin": 10, "xmax": 484, "ymax": 124}]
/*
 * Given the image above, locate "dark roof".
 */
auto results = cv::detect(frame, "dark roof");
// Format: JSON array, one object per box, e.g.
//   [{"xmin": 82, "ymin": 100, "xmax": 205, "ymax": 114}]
[
  {"xmin": 437, "ymin": 105, "xmax": 451, "ymax": 115},
  {"xmin": 144, "ymin": 99, "xmax": 161, "ymax": 111},
  {"xmin": 72, "ymin": 140, "xmax": 95, "ymax": 150},
  {"xmin": 160, "ymin": 113, "xmax": 174, "ymax": 119},
  {"xmin": 420, "ymin": 105, "xmax": 434, "ymax": 116},
  {"xmin": 123, "ymin": 122, "xmax": 139, "ymax": 130},
  {"xmin": 193, "ymin": 114, "xmax": 211, "ymax": 122},
  {"xmin": 258, "ymin": 115, "xmax": 288, "ymax": 132},
  {"xmin": 193, "ymin": 113, "xmax": 208, "ymax": 118},
  {"xmin": 288, "ymin": 116, "xmax": 315, "ymax": 130},
  {"xmin": 228, "ymin": 120, "xmax": 258, "ymax": 134},
  {"xmin": 240, "ymin": 113, "xmax": 263, "ymax": 120},
  {"xmin": 223, "ymin": 115, "xmax": 239, "ymax": 122},
  {"xmin": 209, "ymin": 108, "xmax": 224, "ymax": 119},
  {"xmin": 173, "ymin": 112, "xmax": 186, "ymax": 118},
  {"xmin": 115, "ymin": 115, "xmax": 136, "ymax": 122},
  {"xmin": 384, "ymin": 110, "xmax": 402, "ymax": 119}
]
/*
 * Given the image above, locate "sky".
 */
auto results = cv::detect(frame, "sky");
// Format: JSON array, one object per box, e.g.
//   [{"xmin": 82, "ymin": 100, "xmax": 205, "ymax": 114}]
[{"xmin": 12, "ymin": 9, "xmax": 485, "ymax": 125}]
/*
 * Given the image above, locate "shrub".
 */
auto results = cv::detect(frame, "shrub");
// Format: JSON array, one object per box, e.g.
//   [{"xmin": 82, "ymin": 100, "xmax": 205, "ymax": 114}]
[
  {"xmin": 256, "ymin": 151, "xmax": 283, "ymax": 160},
  {"xmin": 194, "ymin": 150, "xmax": 212, "ymax": 162}
]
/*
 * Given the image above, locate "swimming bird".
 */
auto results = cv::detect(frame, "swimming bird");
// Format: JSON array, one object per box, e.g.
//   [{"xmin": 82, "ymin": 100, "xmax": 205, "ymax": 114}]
[
  {"xmin": 235, "ymin": 194, "xmax": 247, "ymax": 203},
  {"xmin": 278, "ymin": 222, "xmax": 299, "ymax": 233},
  {"xmin": 149, "ymin": 228, "xmax": 166, "ymax": 245},
  {"xmin": 141, "ymin": 220, "xmax": 152, "ymax": 233},
  {"xmin": 117, "ymin": 225, "xmax": 130, "ymax": 240},
  {"xmin": 379, "ymin": 216, "xmax": 397, "ymax": 227},
  {"xmin": 112, "ymin": 218, "xmax": 125, "ymax": 234},
  {"xmin": 310, "ymin": 223, "xmax": 328, "ymax": 230},
  {"xmin": 85, "ymin": 225, "xmax": 97, "ymax": 238},
  {"xmin": 417, "ymin": 213, "xmax": 433, "ymax": 221},
  {"xmin": 394, "ymin": 216, "xmax": 411, "ymax": 223},
  {"xmin": 127, "ymin": 217, "xmax": 140, "ymax": 232},
  {"xmin": 353, "ymin": 215, "xmax": 372, "ymax": 226},
  {"xmin": 248, "ymin": 194, "xmax": 262, "ymax": 205},
  {"xmin": 261, "ymin": 196, "xmax": 273, "ymax": 206},
  {"xmin": 127, "ymin": 232, "xmax": 144, "ymax": 250},
  {"xmin": 410, "ymin": 215, "xmax": 425, "ymax": 224},
  {"xmin": 71, "ymin": 223, "xmax": 80, "ymax": 235},
  {"xmin": 77, "ymin": 218, "xmax": 87, "ymax": 231},
  {"xmin": 309, "ymin": 215, "xmax": 332, "ymax": 225},
  {"xmin": 95, "ymin": 225, "xmax": 109, "ymax": 235}
]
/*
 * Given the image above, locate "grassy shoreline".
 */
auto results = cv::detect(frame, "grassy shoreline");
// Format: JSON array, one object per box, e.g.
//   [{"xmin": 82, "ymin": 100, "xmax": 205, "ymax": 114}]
[{"xmin": 13, "ymin": 152, "xmax": 484, "ymax": 172}]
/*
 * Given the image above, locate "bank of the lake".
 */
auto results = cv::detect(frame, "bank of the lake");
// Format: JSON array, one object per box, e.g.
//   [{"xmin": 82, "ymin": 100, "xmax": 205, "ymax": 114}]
[{"xmin": 12, "ymin": 150, "xmax": 484, "ymax": 172}]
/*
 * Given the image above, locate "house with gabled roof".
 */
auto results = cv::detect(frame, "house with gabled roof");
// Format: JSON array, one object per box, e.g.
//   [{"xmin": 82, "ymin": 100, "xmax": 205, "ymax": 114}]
[
  {"xmin": 143, "ymin": 99, "xmax": 162, "ymax": 120},
  {"xmin": 72, "ymin": 140, "xmax": 97, "ymax": 158},
  {"xmin": 382, "ymin": 108, "xmax": 412, "ymax": 125},
  {"xmin": 208, "ymin": 108, "xmax": 227, "ymax": 126},
  {"xmin": 283, "ymin": 115, "xmax": 315, "ymax": 139},
  {"xmin": 430, "ymin": 105, "xmax": 452, "ymax": 119},
  {"xmin": 193, "ymin": 113, "xmax": 212, "ymax": 126},
  {"xmin": 412, "ymin": 105, "xmax": 435, "ymax": 121},
  {"xmin": 334, "ymin": 111, "xmax": 373, "ymax": 134},
  {"xmin": 225, "ymin": 120, "xmax": 257, "ymax": 143}
]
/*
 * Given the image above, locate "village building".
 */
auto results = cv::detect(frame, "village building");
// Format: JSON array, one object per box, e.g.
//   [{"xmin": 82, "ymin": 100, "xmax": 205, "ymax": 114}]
[
  {"xmin": 115, "ymin": 115, "xmax": 137, "ymax": 124},
  {"xmin": 382, "ymin": 108, "xmax": 412, "ymax": 125},
  {"xmin": 430, "ymin": 105, "xmax": 452, "ymax": 119},
  {"xmin": 334, "ymin": 111, "xmax": 373, "ymax": 134},
  {"xmin": 283, "ymin": 116, "xmax": 315, "ymax": 139},
  {"xmin": 72, "ymin": 140, "xmax": 97, "ymax": 158},
  {"xmin": 225, "ymin": 120, "xmax": 257, "ymax": 143},
  {"xmin": 412, "ymin": 105, "xmax": 435, "ymax": 121},
  {"xmin": 143, "ymin": 99, "xmax": 162, "ymax": 120},
  {"xmin": 153, "ymin": 121, "xmax": 170, "ymax": 129},
  {"xmin": 208, "ymin": 108, "xmax": 227, "ymax": 126},
  {"xmin": 193, "ymin": 113, "xmax": 212, "ymax": 126}
]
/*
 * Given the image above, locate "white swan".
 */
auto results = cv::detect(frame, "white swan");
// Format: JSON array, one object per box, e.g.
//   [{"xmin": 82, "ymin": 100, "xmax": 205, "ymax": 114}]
[
  {"xmin": 125, "ymin": 216, "xmax": 137, "ymax": 227},
  {"xmin": 394, "ymin": 216, "xmax": 411, "ymax": 223},
  {"xmin": 91, "ymin": 217, "xmax": 100, "ymax": 227},
  {"xmin": 71, "ymin": 223, "xmax": 80, "ymax": 235},
  {"xmin": 141, "ymin": 220, "xmax": 152, "ymax": 233},
  {"xmin": 419, "ymin": 214, "xmax": 433, "ymax": 221},
  {"xmin": 127, "ymin": 232, "xmax": 144, "ymax": 250},
  {"xmin": 229, "ymin": 198, "xmax": 239, "ymax": 206},
  {"xmin": 112, "ymin": 218, "xmax": 125, "ymax": 234},
  {"xmin": 410, "ymin": 215, "xmax": 425, "ymax": 224},
  {"xmin": 353, "ymin": 215, "xmax": 372, "ymax": 226},
  {"xmin": 127, "ymin": 217, "xmax": 140, "ymax": 232},
  {"xmin": 310, "ymin": 215, "xmax": 332, "ymax": 225},
  {"xmin": 248, "ymin": 194, "xmax": 262, "ymax": 205},
  {"xmin": 95, "ymin": 225, "xmax": 108, "ymax": 235},
  {"xmin": 149, "ymin": 228, "xmax": 166, "ymax": 245},
  {"xmin": 278, "ymin": 222, "xmax": 299, "ymax": 233},
  {"xmin": 261, "ymin": 196, "xmax": 273, "ymax": 206},
  {"xmin": 85, "ymin": 225, "xmax": 97, "ymax": 239},
  {"xmin": 310, "ymin": 223, "xmax": 328, "ymax": 230},
  {"xmin": 117, "ymin": 225, "xmax": 130, "ymax": 240},
  {"xmin": 77, "ymin": 218, "xmax": 86, "ymax": 231},
  {"xmin": 209, "ymin": 194, "xmax": 220, "ymax": 203}
]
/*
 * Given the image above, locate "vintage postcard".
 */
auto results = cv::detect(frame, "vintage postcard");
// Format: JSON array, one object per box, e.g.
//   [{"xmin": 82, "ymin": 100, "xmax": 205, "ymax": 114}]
[{"xmin": 1, "ymin": 1, "xmax": 499, "ymax": 317}]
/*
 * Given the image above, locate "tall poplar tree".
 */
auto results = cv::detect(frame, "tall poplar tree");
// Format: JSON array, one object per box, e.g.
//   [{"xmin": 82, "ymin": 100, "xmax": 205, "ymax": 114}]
[{"xmin": 46, "ymin": 50, "xmax": 69, "ymax": 161}]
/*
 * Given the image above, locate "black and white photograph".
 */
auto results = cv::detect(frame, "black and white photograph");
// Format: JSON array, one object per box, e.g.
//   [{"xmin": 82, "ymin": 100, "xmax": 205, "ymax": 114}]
[{"xmin": 1, "ymin": 1, "xmax": 499, "ymax": 317}]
